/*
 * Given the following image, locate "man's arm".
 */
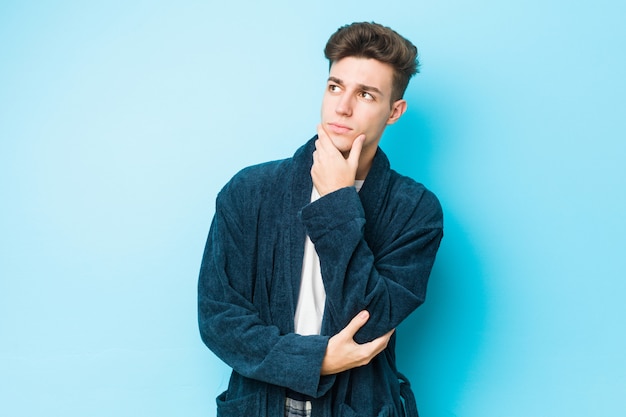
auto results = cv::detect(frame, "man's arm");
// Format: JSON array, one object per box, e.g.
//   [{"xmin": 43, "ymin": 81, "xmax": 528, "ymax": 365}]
[
  {"xmin": 198, "ymin": 188, "xmax": 331, "ymax": 397},
  {"xmin": 310, "ymin": 127, "xmax": 399, "ymax": 374},
  {"xmin": 304, "ymin": 128, "xmax": 443, "ymax": 344}
]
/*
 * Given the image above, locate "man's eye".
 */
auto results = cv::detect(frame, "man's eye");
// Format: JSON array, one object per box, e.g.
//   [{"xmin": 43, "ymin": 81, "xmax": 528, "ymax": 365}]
[
  {"xmin": 361, "ymin": 92, "xmax": 374, "ymax": 100},
  {"xmin": 329, "ymin": 84, "xmax": 340, "ymax": 92}
]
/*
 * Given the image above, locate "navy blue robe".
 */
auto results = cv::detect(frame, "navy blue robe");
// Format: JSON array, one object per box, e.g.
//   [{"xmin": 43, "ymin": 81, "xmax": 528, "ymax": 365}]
[{"xmin": 198, "ymin": 137, "xmax": 443, "ymax": 416}]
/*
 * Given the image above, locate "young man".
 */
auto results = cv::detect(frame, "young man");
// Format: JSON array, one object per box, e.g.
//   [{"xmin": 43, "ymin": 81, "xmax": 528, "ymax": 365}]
[{"xmin": 198, "ymin": 22, "xmax": 443, "ymax": 417}]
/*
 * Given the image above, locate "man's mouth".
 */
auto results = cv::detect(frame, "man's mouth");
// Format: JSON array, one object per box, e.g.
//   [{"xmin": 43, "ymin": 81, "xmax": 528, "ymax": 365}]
[{"xmin": 327, "ymin": 122, "xmax": 352, "ymax": 135}]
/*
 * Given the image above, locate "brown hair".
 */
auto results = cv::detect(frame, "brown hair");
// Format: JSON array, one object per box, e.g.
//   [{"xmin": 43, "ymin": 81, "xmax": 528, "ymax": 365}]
[{"xmin": 324, "ymin": 22, "xmax": 419, "ymax": 102}]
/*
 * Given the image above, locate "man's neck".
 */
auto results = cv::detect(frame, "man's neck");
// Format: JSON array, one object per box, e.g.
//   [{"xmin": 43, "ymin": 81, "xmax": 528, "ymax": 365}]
[{"xmin": 355, "ymin": 146, "xmax": 377, "ymax": 180}]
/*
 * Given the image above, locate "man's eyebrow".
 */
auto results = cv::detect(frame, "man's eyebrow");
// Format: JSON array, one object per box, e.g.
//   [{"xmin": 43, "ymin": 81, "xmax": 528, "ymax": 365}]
[
  {"xmin": 327, "ymin": 76, "xmax": 383, "ymax": 96},
  {"xmin": 328, "ymin": 76, "xmax": 344, "ymax": 85}
]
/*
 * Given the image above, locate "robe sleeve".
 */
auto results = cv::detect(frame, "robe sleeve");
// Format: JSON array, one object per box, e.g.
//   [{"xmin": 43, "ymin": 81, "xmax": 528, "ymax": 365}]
[
  {"xmin": 198, "ymin": 184, "xmax": 334, "ymax": 397},
  {"xmin": 299, "ymin": 185, "xmax": 443, "ymax": 344}
]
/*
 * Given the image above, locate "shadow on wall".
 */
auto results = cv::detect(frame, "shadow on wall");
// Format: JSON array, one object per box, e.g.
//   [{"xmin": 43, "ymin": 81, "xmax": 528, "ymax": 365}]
[{"xmin": 382, "ymin": 100, "xmax": 487, "ymax": 416}]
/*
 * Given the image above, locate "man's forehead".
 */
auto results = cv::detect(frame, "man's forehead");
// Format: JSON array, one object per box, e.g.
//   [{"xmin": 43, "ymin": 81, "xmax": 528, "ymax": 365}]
[{"xmin": 328, "ymin": 57, "xmax": 394, "ymax": 93}]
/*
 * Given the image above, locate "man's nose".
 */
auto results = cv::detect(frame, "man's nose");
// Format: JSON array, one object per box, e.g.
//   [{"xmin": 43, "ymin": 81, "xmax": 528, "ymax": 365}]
[{"xmin": 335, "ymin": 94, "xmax": 353, "ymax": 117}]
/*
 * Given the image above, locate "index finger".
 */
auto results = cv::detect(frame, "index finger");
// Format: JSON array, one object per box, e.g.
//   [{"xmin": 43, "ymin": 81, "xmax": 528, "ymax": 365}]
[{"xmin": 316, "ymin": 124, "xmax": 334, "ymax": 147}]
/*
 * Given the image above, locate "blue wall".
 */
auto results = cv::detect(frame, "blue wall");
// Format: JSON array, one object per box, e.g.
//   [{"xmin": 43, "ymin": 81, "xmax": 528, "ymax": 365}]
[{"xmin": 1, "ymin": 1, "xmax": 625, "ymax": 416}]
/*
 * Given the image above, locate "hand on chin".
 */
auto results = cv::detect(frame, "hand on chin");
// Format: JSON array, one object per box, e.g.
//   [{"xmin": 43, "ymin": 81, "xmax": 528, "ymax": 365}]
[{"xmin": 330, "ymin": 136, "xmax": 357, "ymax": 156}]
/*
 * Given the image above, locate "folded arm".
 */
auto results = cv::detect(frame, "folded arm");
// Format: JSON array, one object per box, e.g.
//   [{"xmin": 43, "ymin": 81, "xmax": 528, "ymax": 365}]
[
  {"xmin": 300, "ymin": 186, "xmax": 443, "ymax": 344},
  {"xmin": 198, "ymin": 192, "xmax": 334, "ymax": 397}
]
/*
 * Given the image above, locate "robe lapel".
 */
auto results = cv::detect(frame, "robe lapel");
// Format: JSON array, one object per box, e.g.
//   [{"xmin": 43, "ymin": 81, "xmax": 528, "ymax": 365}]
[{"xmin": 282, "ymin": 138, "xmax": 316, "ymax": 332}]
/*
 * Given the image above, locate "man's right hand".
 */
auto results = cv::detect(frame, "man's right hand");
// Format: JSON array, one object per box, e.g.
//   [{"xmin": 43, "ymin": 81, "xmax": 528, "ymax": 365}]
[
  {"xmin": 320, "ymin": 310, "xmax": 394, "ymax": 376},
  {"xmin": 311, "ymin": 124, "xmax": 365, "ymax": 197}
]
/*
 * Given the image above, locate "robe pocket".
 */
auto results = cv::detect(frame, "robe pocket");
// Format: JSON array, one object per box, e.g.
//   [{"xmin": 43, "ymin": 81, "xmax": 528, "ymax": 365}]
[
  {"xmin": 216, "ymin": 390, "xmax": 263, "ymax": 417},
  {"xmin": 339, "ymin": 403, "xmax": 393, "ymax": 417}
]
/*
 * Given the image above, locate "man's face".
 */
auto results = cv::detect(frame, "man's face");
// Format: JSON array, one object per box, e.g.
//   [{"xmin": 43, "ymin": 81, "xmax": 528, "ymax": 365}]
[{"xmin": 320, "ymin": 56, "xmax": 406, "ymax": 160}]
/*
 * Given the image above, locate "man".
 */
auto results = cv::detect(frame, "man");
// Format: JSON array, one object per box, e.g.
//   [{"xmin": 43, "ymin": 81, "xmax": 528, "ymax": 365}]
[{"xmin": 198, "ymin": 22, "xmax": 443, "ymax": 417}]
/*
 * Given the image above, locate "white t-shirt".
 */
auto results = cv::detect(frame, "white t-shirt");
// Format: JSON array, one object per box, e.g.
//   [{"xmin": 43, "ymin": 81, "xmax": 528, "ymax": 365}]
[{"xmin": 294, "ymin": 181, "xmax": 364, "ymax": 335}]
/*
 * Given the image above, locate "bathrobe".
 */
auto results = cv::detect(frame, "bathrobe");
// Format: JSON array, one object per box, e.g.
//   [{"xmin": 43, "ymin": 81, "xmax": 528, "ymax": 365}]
[{"xmin": 198, "ymin": 137, "xmax": 443, "ymax": 416}]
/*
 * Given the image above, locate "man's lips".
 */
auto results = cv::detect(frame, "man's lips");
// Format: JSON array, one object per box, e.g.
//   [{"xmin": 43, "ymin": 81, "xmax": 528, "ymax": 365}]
[{"xmin": 327, "ymin": 122, "xmax": 353, "ymax": 135}]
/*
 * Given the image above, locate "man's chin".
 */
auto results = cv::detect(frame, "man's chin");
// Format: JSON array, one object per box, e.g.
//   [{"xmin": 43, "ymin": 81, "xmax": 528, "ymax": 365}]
[{"xmin": 330, "ymin": 136, "xmax": 356, "ymax": 154}]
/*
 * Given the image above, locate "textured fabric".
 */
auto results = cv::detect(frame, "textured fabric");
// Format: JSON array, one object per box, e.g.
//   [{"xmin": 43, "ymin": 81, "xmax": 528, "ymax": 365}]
[
  {"xmin": 198, "ymin": 136, "xmax": 443, "ymax": 417},
  {"xmin": 398, "ymin": 372, "xmax": 420, "ymax": 417}
]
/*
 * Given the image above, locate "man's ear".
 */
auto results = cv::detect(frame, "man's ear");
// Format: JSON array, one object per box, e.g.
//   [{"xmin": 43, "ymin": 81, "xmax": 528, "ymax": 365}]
[{"xmin": 386, "ymin": 99, "xmax": 407, "ymax": 125}]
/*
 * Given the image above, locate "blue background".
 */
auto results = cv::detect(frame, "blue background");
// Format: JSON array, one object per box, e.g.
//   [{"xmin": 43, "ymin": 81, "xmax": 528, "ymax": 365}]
[{"xmin": 1, "ymin": 1, "xmax": 625, "ymax": 416}]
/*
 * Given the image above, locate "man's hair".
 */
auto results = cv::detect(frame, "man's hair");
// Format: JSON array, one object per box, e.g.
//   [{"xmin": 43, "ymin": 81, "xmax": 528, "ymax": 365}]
[{"xmin": 324, "ymin": 22, "xmax": 419, "ymax": 103}]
